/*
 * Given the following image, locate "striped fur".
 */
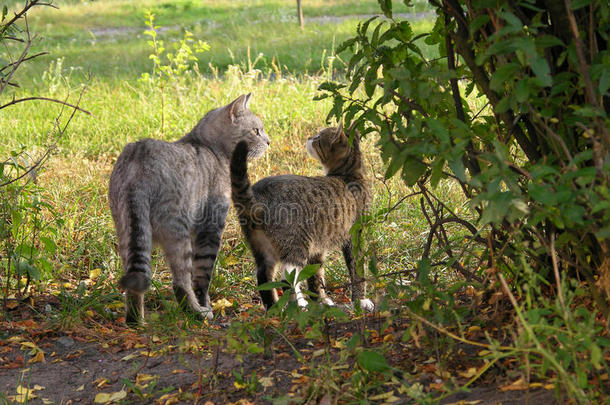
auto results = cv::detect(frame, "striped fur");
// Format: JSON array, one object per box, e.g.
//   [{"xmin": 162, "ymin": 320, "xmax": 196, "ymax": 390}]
[
  {"xmin": 230, "ymin": 126, "xmax": 373, "ymax": 311},
  {"xmin": 109, "ymin": 94, "xmax": 270, "ymax": 325}
]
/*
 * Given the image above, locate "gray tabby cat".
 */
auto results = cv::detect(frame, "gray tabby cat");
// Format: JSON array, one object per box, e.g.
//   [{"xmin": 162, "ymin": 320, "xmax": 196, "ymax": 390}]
[
  {"xmin": 230, "ymin": 124, "xmax": 374, "ymax": 311},
  {"xmin": 109, "ymin": 94, "xmax": 270, "ymax": 325}
]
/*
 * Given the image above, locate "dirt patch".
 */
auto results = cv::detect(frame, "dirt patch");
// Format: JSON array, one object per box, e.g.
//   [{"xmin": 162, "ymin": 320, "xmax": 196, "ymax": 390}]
[{"xmin": 0, "ymin": 308, "xmax": 559, "ymax": 404}]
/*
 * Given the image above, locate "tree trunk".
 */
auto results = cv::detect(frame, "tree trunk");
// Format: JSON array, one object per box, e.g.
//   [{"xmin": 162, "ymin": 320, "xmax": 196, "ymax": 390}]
[{"xmin": 297, "ymin": 0, "xmax": 304, "ymax": 29}]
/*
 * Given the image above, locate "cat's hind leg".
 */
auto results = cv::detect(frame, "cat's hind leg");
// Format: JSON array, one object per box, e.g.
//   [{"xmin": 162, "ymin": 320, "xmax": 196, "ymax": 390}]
[
  {"xmin": 161, "ymin": 232, "xmax": 213, "ymax": 320},
  {"xmin": 342, "ymin": 240, "xmax": 374, "ymax": 312}
]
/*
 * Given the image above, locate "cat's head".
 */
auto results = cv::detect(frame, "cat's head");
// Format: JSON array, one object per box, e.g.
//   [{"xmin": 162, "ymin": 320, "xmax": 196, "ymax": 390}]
[
  {"xmin": 196, "ymin": 93, "xmax": 269, "ymax": 158},
  {"xmin": 306, "ymin": 123, "xmax": 361, "ymax": 175},
  {"xmin": 225, "ymin": 93, "xmax": 270, "ymax": 158}
]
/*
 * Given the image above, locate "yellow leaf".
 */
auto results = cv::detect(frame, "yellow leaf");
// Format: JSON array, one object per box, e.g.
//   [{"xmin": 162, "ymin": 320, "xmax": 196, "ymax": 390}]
[
  {"xmin": 499, "ymin": 378, "xmax": 528, "ymax": 392},
  {"xmin": 136, "ymin": 373, "xmax": 157, "ymax": 384},
  {"xmin": 62, "ymin": 282, "xmax": 72, "ymax": 288},
  {"xmin": 28, "ymin": 350, "xmax": 45, "ymax": 364},
  {"xmin": 94, "ymin": 377, "xmax": 109, "ymax": 388},
  {"xmin": 20, "ymin": 341, "xmax": 40, "ymax": 350},
  {"xmin": 14, "ymin": 393, "xmax": 37, "ymax": 403},
  {"xmin": 369, "ymin": 390, "xmax": 398, "ymax": 401},
  {"xmin": 85, "ymin": 310, "xmax": 95, "ymax": 317},
  {"xmin": 212, "ymin": 298, "xmax": 233, "ymax": 316},
  {"xmin": 224, "ymin": 256, "xmax": 239, "ymax": 266},
  {"xmin": 467, "ymin": 325, "xmax": 481, "ymax": 333},
  {"xmin": 94, "ymin": 390, "xmax": 127, "ymax": 404},
  {"xmin": 259, "ymin": 376, "xmax": 274, "ymax": 388},
  {"xmin": 121, "ymin": 352, "xmax": 140, "ymax": 361},
  {"xmin": 76, "ymin": 385, "xmax": 84, "ymax": 392},
  {"xmin": 89, "ymin": 268, "xmax": 101, "ymax": 280},
  {"xmin": 42, "ymin": 398, "xmax": 54, "ymax": 404},
  {"xmin": 458, "ymin": 367, "xmax": 479, "ymax": 379},
  {"xmin": 234, "ymin": 381, "xmax": 247, "ymax": 389},
  {"xmin": 172, "ymin": 369, "xmax": 187, "ymax": 374}
]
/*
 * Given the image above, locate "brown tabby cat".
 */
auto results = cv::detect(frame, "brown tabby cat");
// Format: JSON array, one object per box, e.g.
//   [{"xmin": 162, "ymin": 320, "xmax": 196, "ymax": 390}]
[
  {"xmin": 109, "ymin": 94, "xmax": 270, "ymax": 324},
  {"xmin": 230, "ymin": 124, "xmax": 374, "ymax": 311}
]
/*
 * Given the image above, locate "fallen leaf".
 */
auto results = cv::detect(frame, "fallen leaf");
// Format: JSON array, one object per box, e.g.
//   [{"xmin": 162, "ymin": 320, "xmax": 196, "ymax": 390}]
[
  {"xmin": 259, "ymin": 376, "xmax": 274, "ymax": 388},
  {"xmin": 458, "ymin": 367, "xmax": 480, "ymax": 379},
  {"xmin": 41, "ymin": 398, "xmax": 54, "ymax": 404},
  {"xmin": 172, "ymin": 369, "xmax": 187, "ymax": 374},
  {"xmin": 136, "ymin": 373, "xmax": 157, "ymax": 384},
  {"xmin": 212, "ymin": 298, "xmax": 233, "ymax": 316},
  {"xmin": 369, "ymin": 390, "xmax": 399, "ymax": 402},
  {"xmin": 121, "ymin": 352, "xmax": 139, "ymax": 361},
  {"xmin": 28, "ymin": 350, "xmax": 45, "ymax": 364},
  {"xmin": 76, "ymin": 385, "xmax": 84, "ymax": 391},
  {"xmin": 234, "ymin": 381, "xmax": 247, "ymax": 389},
  {"xmin": 93, "ymin": 377, "xmax": 110, "ymax": 388},
  {"xmin": 89, "ymin": 268, "xmax": 101, "ymax": 280},
  {"xmin": 94, "ymin": 390, "xmax": 127, "ymax": 404},
  {"xmin": 499, "ymin": 378, "xmax": 529, "ymax": 392},
  {"xmin": 6, "ymin": 300, "xmax": 19, "ymax": 310}
]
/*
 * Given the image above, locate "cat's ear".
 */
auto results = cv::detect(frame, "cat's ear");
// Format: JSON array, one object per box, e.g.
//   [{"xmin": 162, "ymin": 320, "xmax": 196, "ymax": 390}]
[
  {"xmin": 330, "ymin": 121, "xmax": 344, "ymax": 143},
  {"xmin": 244, "ymin": 93, "xmax": 252, "ymax": 109},
  {"xmin": 228, "ymin": 94, "xmax": 251, "ymax": 122}
]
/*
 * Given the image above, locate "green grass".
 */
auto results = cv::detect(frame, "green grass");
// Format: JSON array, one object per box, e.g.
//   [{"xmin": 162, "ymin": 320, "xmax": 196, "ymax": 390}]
[
  {"xmin": 0, "ymin": 0, "xmax": 456, "ymax": 313},
  {"xmin": 7, "ymin": 0, "xmax": 433, "ymax": 84}
]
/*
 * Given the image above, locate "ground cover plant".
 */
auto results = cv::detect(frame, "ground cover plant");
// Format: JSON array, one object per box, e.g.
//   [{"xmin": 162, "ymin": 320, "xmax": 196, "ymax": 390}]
[{"xmin": 0, "ymin": 0, "xmax": 608, "ymax": 404}]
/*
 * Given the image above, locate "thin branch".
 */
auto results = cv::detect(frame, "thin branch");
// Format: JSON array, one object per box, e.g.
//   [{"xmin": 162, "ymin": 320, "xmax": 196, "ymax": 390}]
[
  {"xmin": 0, "ymin": 1, "xmax": 57, "ymax": 37},
  {"xmin": 0, "ymin": 96, "xmax": 92, "ymax": 115},
  {"xmin": 0, "ymin": 51, "xmax": 48, "ymax": 73}
]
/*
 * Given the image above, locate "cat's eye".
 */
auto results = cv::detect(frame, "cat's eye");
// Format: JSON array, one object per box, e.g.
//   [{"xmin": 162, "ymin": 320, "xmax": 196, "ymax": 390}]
[{"xmin": 254, "ymin": 128, "xmax": 261, "ymax": 136}]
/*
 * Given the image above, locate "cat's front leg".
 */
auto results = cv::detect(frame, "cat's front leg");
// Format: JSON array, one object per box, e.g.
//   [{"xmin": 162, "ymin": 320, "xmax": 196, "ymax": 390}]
[{"xmin": 282, "ymin": 264, "xmax": 308, "ymax": 308}]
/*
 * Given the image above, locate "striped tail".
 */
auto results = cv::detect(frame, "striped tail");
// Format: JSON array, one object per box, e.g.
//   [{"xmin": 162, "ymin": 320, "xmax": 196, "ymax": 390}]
[
  {"xmin": 230, "ymin": 141, "xmax": 258, "ymax": 226},
  {"xmin": 117, "ymin": 193, "xmax": 152, "ymax": 293}
]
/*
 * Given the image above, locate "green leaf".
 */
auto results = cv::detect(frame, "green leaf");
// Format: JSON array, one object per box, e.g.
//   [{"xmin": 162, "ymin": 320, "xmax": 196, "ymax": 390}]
[
  {"xmin": 530, "ymin": 55, "xmax": 552, "ymax": 87},
  {"xmin": 571, "ymin": 0, "xmax": 593, "ymax": 10},
  {"xmin": 297, "ymin": 264, "xmax": 320, "ymax": 283},
  {"xmin": 384, "ymin": 149, "xmax": 407, "ymax": 179},
  {"xmin": 596, "ymin": 226, "xmax": 610, "ymax": 240},
  {"xmin": 256, "ymin": 281, "xmax": 288, "ymax": 291},
  {"xmin": 401, "ymin": 158, "xmax": 427, "ymax": 186},
  {"xmin": 514, "ymin": 79, "xmax": 529, "ymax": 102},
  {"xmin": 490, "ymin": 63, "xmax": 520, "ymax": 91},
  {"xmin": 378, "ymin": 0, "xmax": 392, "ymax": 18},
  {"xmin": 357, "ymin": 350, "xmax": 390, "ymax": 372}
]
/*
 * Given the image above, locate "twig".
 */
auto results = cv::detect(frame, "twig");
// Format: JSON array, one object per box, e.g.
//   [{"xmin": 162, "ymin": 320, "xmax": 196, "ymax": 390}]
[
  {"xmin": 550, "ymin": 233, "xmax": 566, "ymax": 312},
  {"xmin": 0, "ymin": 96, "xmax": 92, "ymax": 115}
]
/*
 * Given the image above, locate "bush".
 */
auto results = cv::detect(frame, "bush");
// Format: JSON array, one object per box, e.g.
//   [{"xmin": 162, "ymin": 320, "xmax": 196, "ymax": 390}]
[
  {"xmin": 317, "ymin": 0, "xmax": 609, "ymax": 401},
  {"xmin": 0, "ymin": 1, "xmax": 88, "ymax": 304}
]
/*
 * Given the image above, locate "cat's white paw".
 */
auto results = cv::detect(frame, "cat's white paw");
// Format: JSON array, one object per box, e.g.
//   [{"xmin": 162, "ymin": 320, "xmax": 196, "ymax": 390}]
[
  {"xmin": 321, "ymin": 297, "xmax": 336, "ymax": 306},
  {"xmin": 198, "ymin": 306, "xmax": 214, "ymax": 320},
  {"xmin": 359, "ymin": 298, "xmax": 375, "ymax": 312},
  {"xmin": 297, "ymin": 297, "xmax": 309, "ymax": 308}
]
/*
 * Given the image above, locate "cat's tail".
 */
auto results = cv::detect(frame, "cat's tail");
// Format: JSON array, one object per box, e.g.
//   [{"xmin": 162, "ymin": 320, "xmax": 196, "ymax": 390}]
[
  {"xmin": 230, "ymin": 141, "xmax": 259, "ymax": 226},
  {"xmin": 115, "ymin": 193, "xmax": 152, "ymax": 294}
]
